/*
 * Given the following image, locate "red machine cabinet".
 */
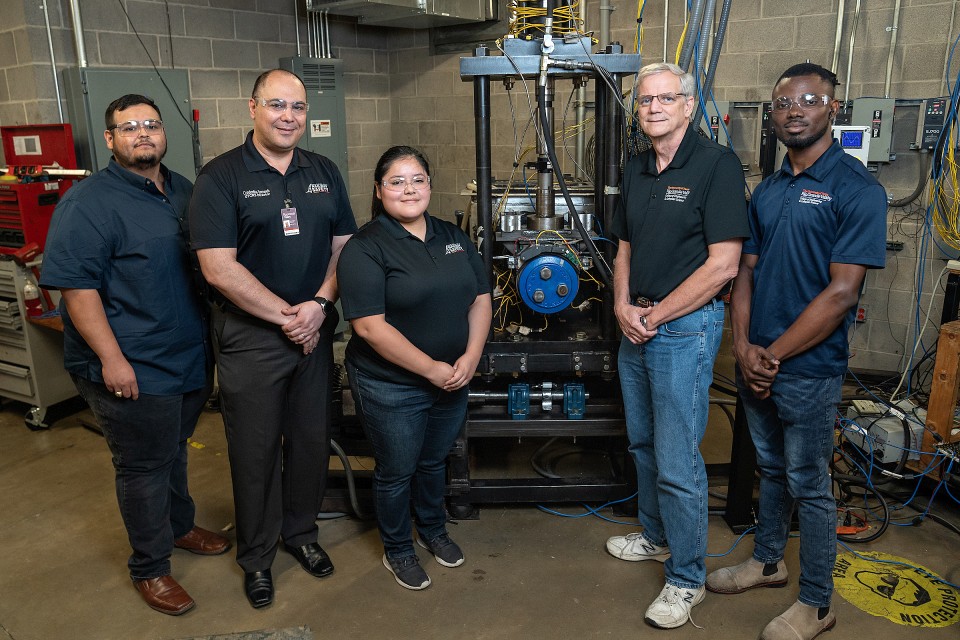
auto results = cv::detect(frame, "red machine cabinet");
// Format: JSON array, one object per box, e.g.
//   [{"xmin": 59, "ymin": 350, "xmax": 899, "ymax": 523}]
[{"xmin": 0, "ymin": 124, "xmax": 78, "ymax": 255}]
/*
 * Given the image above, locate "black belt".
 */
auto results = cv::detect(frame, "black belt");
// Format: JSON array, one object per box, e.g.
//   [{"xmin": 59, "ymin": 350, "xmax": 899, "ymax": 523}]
[{"xmin": 633, "ymin": 293, "xmax": 725, "ymax": 308}]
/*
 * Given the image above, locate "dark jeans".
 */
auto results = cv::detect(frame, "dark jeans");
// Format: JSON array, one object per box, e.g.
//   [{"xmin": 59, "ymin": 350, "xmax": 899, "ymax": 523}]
[
  {"xmin": 73, "ymin": 375, "xmax": 210, "ymax": 580},
  {"xmin": 346, "ymin": 360, "xmax": 466, "ymax": 559}
]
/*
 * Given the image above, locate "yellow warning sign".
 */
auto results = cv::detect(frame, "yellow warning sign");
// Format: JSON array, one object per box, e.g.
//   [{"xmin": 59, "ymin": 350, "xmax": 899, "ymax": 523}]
[{"xmin": 833, "ymin": 551, "xmax": 959, "ymax": 628}]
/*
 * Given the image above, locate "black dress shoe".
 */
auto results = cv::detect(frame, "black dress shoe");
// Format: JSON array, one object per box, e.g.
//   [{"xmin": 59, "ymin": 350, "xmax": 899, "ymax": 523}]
[
  {"xmin": 243, "ymin": 569, "xmax": 273, "ymax": 609},
  {"xmin": 284, "ymin": 542, "xmax": 335, "ymax": 578}
]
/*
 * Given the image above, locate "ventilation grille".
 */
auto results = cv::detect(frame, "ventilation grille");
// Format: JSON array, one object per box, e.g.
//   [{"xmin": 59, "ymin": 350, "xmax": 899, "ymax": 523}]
[{"xmin": 301, "ymin": 63, "xmax": 338, "ymax": 92}]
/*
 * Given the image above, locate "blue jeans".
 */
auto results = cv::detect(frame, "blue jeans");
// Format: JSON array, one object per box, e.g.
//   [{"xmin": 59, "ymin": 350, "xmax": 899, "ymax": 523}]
[
  {"xmin": 346, "ymin": 359, "xmax": 467, "ymax": 559},
  {"xmin": 618, "ymin": 299, "xmax": 724, "ymax": 590},
  {"xmin": 73, "ymin": 375, "xmax": 210, "ymax": 580},
  {"xmin": 737, "ymin": 371, "xmax": 842, "ymax": 608}
]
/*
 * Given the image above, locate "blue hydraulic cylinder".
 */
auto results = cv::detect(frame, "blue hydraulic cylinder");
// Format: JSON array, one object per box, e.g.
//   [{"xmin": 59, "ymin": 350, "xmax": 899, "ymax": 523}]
[{"xmin": 517, "ymin": 254, "xmax": 579, "ymax": 314}]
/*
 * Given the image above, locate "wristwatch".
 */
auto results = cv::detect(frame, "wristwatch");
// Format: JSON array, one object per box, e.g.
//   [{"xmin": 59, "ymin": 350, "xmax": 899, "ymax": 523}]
[{"xmin": 313, "ymin": 296, "xmax": 333, "ymax": 314}]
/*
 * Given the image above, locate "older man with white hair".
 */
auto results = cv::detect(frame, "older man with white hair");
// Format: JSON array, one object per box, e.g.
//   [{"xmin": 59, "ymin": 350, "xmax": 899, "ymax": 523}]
[{"xmin": 605, "ymin": 62, "xmax": 749, "ymax": 629}]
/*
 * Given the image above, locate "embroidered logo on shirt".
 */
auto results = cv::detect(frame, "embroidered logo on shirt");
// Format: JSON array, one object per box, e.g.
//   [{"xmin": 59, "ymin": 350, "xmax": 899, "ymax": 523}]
[
  {"xmin": 799, "ymin": 189, "xmax": 833, "ymax": 205},
  {"xmin": 664, "ymin": 186, "xmax": 691, "ymax": 202},
  {"xmin": 306, "ymin": 183, "xmax": 329, "ymax": 194},
  {"xmin": 243, "ymin": 189, "xmax": 271, "ymax": 198},
  {"xmin": 445, "ymin": 242, "xmax": 465, "ymax": 255}
]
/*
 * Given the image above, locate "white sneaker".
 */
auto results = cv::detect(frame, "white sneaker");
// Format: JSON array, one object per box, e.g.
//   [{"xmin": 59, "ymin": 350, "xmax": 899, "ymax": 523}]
[
  {"xmin": 605, "ymin": 532, "xmax": 670, "ymax": 562},
  {"xmin": 644, "ymin": 583, "xmax": 705, "ymax": 629}
]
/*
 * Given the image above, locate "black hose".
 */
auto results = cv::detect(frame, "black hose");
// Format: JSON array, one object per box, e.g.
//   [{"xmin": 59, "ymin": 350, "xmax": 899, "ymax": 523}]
[
  {"xmin": 836, "ymin": 480, "xmax": 890, "ymax": 543},
  {"xmin": 889, "ymin": 152, "xmax": 931, "ymax": 208},
  {"xmin": 537, "ymin": 84, "xmax": 613, "ymax": 287}
]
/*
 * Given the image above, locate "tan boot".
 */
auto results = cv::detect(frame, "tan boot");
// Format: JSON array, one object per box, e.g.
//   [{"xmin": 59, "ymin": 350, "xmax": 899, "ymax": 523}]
[
  {"xmin": 706, "ymin": 557, "xmax": 788, "ymax": 594},
  {"xmin": 759, "ymin": 600, "xmax": 836, "ymax": 640}
]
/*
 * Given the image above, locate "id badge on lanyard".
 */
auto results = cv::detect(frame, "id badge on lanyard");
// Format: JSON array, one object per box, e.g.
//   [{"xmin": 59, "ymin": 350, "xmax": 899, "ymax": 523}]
[{"xmin": 281, "ymin": 198, "xmax": 299, "ymax": 236}]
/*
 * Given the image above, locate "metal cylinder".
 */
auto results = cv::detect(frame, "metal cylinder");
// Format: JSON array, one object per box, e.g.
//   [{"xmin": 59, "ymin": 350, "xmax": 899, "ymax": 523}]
[
  {"xmin": 68, "ymin": 0, "xmax": 88, "ymax": 68},
  {"xmin": 473, "ymin": 47, "xmax": 494, "ymax": 285}
]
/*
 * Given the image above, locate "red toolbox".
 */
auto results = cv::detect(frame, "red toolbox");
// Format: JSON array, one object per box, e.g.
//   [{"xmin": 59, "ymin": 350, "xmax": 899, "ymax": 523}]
[{"xmin": 0, "ymin": 124, "xmax": 78, "ymax": 254}]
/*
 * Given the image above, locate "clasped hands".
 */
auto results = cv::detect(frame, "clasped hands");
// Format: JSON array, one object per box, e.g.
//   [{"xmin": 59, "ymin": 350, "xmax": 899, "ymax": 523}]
[
  {"xmin": 280, "ymin": 299, "xmax": 327, "ymax": 354},
  {"xmin": 735, "ymin": 343, "xmax": 780, "ymax": 400},
  {"xmin": 615, "ymin": 303, "xmax": 657, "ymax": 345}
]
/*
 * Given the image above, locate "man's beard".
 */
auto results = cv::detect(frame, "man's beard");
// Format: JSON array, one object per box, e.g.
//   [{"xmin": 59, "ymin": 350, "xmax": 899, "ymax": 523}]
[
  {"xmin": 778, "ymin": 119, "xmax": 830, "ymax": 150},
  {"xmin": 122, "ymin": 145, "xmax": 166, "ymax": 171}
]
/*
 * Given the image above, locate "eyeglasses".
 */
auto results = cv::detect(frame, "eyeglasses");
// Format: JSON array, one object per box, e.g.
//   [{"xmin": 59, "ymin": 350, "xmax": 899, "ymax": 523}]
[
  {"xmin": 255, "ymin": 98, "xmax": 309, "ymax": 114},
  {"xmin": 637, "ymin": 92, "xmax": 688, "ymax": 108},
  {"xmin": 381, "ymin": 176, "xmax": 431, "ymax": 192},
  {"xmin": 772, "ymin": 93, "xmax": 832, "ymax": 112},
  {"xmin": 108, "ymin": 120, "xmax": 164, "ymax": 137}
]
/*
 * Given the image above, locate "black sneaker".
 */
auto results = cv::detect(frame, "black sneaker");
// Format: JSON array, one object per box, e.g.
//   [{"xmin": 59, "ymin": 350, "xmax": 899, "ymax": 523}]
[
  {"xmin": 417, "ymin": 533, "xmax": 465, "ymax": 568},
  {"xmin": 382, "ymin": 554, "xmax": 431, "ymax": 590}
]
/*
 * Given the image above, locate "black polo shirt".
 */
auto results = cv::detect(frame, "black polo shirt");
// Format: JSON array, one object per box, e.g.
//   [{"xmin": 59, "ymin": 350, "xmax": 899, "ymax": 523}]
[
  {"xmin": 40, "ymin": 159, "xmax": 209, "ymax": 395},
  {"xmin": 189, "ymin": 132, "xmax": 357, "ymax": 309},
  {"xmin": 338, "ymin": 212, "xmax": 490, "ymax": 387},
  {"xmin": 611, "ymin": 126, "xmax": 749, "ymax": 300}
]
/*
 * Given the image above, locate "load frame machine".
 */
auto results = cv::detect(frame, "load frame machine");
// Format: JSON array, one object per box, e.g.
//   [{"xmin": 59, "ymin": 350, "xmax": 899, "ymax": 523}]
[{"xmin": 448, "ymin": 33, "xmax": 641, "ymax": 516}]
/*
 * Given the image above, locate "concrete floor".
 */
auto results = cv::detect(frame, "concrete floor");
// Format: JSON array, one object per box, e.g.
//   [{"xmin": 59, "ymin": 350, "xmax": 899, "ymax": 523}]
[{"xmin": 1, "ymin": 389, "xmax": 959, "ymax": 639}]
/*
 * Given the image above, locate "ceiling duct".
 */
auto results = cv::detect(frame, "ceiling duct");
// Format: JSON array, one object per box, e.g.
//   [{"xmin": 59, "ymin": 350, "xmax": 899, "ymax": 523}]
[{"xmin": 307, "ymin": 0, "xmax": 494, "ymax": 29}]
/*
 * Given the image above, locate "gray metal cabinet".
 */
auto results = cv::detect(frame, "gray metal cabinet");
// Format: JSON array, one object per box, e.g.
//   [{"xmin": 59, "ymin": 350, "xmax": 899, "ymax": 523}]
[{"xmin": 0, "ymin": 259, "xmax": 76, "ymax": 428}]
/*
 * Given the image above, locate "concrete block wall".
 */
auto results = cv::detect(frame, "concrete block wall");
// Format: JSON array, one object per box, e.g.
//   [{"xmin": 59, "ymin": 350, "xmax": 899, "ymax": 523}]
[{"xmin": 2, "ymin": 0, "xmax": 959, "ymax": 377}]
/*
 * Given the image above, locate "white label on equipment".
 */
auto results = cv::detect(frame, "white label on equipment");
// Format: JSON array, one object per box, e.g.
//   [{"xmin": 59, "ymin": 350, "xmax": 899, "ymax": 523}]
[
  {"xmin": 310, "ymin": 120, "xmax": 331, "ymax": 138},
  {"xmin": 13, "ymin": 135, "xmax": 42, "ymax": 155}
]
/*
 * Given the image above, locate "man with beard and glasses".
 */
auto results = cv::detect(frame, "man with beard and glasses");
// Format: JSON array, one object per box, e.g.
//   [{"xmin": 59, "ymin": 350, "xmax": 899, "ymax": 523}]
[
  {"xmin": 705, "ymin": 63, "xmax": 886, "ymax": 640},
  {"xmin": 41, "ymin": 94, "xmax": 229, "ymax": 616}
]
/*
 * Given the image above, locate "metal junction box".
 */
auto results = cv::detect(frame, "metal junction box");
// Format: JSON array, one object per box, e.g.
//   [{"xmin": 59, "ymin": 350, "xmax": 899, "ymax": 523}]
[
  {"xmin": 279, "ymin": 56, "xmax": 349, "ymax": 190},
  {"xmin": 62, "ymin": 67, "xmax": 196, "ymax": 179},
  {"xmin": 851, "ymin": 97, "xmax": 895, "ymax": 163}
]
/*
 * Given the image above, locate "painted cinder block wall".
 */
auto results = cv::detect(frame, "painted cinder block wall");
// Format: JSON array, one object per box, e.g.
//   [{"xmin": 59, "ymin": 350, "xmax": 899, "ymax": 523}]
[{"xmin": 2, "ymin": 0, "xmax": 958, "ymax": 374}]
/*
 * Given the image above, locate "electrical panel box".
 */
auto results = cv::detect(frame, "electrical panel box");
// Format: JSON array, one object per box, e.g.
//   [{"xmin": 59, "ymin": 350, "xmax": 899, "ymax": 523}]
[
  {"xmin": 851, "ymin": 98, "xmax": 894, "ymax": 163},
  {"xmin": 279, "ymin": 56, "xmax": 349, "ymax": 191},
  {"xmin": 917, "ymin": 97, "xmax": 949, "ymax": 151},
  {"xmin": 699, "ymin": 100, "xmax": 730, "ymax": 147},
  {"xmin": 62, "ymin": 67, "xmax": 196, "ymax": 180},
  {"xmin": 758, "ymin": 102, "xmax": 778, "ymax": 177},
  {"xmin": 845, "ymin": 404, "xmax": 925, "ymax": 462},
  {"xmin": 832, "ymin": 125, "xmax": 871, "ymax": 166}
]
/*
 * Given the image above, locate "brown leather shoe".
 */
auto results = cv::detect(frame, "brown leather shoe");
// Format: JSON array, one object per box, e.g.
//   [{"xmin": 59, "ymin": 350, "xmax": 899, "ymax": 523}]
[
  {"xmin": 133, "ymin": 576, "xmax": 195, "ymax": 615},
  {"xmin": 174, "ymin": 526, "xmax": 232, "ymax": 555}
]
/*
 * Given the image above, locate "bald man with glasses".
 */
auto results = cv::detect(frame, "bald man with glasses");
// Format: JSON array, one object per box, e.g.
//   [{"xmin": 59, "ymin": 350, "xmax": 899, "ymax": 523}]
[
  {"xmin": 605, "ymin": 62, "xmax": 749, "ymax": 630},
  {"xmin": 189, "ymin": 68, "xmax": 357, "ymax": 609}
]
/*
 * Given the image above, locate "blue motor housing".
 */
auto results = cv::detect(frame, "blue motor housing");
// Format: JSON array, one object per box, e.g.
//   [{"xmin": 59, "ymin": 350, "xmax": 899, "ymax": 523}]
[{"xmin": 518, "ymin": 253, "xmax": 579, "ymax": 314}]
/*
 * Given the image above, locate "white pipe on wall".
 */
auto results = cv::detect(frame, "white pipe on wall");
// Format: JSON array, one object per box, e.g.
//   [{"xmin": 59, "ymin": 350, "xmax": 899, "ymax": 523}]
[
  {"xmin": 843, "ymin": 0, "xmax": 861, "ymax": 107},
  {"xmin": 831, "ymin": 0, "xmax": 845, "ymax": 73},
  {"xmin": 68, "ymin": 0, "xmax": 87, "ymax": 68},
  {"xmin": 883, "ymin": 0, "xmax": 902, "ymax": 98},
  {"xmin": 42, "ymin": 0, "xmax": 63, "ymax": 122}
]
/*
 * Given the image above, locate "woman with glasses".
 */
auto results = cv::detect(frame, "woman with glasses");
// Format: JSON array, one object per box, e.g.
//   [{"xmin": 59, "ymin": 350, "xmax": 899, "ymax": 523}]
[{"xmin": 337, "ymin": 145, "xmax": 492, "ymax": 590}]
